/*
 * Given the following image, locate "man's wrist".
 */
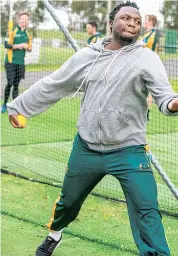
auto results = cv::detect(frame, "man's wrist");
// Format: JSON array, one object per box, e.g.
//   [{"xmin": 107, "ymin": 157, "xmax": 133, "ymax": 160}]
[
  {"xmin": 13, "ymin": 44, "xmax": 22, "ymax": 50},
  {"xmin": 12, "ymin": 45, "xmax": 18, "ymax": 49}
]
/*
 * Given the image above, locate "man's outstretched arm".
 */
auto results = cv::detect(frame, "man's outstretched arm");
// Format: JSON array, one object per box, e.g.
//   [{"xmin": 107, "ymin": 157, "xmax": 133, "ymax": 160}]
[
  {"xmin": 143, "ymin": 50, "xmax": 178, "ymax": 116},
  {"xmin": 7, "ymin": 49, "xmax": 87, "ymax": 120}
]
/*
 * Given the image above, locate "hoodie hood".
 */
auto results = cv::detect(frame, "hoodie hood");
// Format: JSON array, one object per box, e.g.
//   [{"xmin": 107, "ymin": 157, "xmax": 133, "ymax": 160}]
[
  {"xmin": 72, "ymin": 37, "xmax": 143, "ymax": 98},
  {"xmin": 88, "ymin": 36, "xmax": 143, "ymax": 53}
]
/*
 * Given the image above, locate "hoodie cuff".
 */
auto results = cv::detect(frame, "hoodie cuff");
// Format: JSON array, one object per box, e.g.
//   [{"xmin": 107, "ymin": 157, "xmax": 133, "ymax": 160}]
[
  {"xmin": 7, "ymin": 103, "xmax": 19, "ymax": 116},
  {"xmin": 163, "ymin": 98, "xmax": 178, "ymax": 116}
]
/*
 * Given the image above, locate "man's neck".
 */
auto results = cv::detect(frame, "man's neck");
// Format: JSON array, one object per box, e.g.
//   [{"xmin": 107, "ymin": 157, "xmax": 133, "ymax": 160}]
[
  {"xmin": 91, "ymin": 31, "xmax": 97, "ymax": 36},
  {"xmin": 19, "ymin": 25, "xmax": 27, "ymax": 31},
  {"xmin": 105, "ymin": 38, "xmax": 131, "ymax": 50},
  {"xmin": 146, "ymin": 27, "xmax": 154, "ymax": 32}
]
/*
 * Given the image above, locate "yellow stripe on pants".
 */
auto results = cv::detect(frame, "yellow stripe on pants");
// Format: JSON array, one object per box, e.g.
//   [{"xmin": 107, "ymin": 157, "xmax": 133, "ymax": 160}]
[{"xmin": 47, "ymin": 196, "xmax": 60, "ymax": 231}]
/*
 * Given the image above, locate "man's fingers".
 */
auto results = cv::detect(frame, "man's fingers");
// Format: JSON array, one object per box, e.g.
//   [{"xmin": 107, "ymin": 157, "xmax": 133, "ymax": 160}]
[
  {"xmin": 172, "ymin": 98, "xmax": 178, "ymax": 112},
  {"xmin": 168, "ymin": 98, "xmax": 178, "ymax": 112},
  {"xmin": 9, "ymin": 115, "xmax": 23, "ymax": 128},
  {"xmin": 9, "ymin": 115, "xmax": 19, "ymax": 128}
]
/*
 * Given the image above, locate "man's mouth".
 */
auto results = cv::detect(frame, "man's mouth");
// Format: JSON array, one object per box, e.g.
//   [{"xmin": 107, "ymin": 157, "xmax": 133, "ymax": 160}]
[{"xmin": 123, "ymin": 30, "xmax": 135, "ymax": 35}]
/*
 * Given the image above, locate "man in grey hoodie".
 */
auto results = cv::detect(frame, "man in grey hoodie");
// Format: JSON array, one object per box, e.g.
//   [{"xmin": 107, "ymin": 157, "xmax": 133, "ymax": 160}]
[{"xmin": 7, "ymin": 1, "xmax": 178, "ymax": 256}]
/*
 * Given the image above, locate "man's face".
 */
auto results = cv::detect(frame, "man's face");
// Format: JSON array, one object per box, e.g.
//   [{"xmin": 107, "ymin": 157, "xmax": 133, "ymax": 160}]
[
  {"xmin": 144, "ymin": 16, "xmax": 152, "ymax": 30},
  {"xmin": 19, "ymin": 14, "xmax": 29, "ymax": 28},
  {"xmin": 111, "ymin": 6, "xmax": 141, "ymax": 44},
  {"xmin": 86, "ymin": 24, "xmax": 95, "ymax": 36}
]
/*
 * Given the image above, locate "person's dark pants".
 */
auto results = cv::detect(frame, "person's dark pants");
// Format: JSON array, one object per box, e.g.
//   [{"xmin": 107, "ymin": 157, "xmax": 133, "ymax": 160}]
[
  {"xmin": 4, "ymin": 62, "xmax": 25, "ymax": 104},
  {"xmin": 147, "ymin": 109, "xmax": 150, "ymax": 121},
  {"xmin": 47, "ymin": 134, "xmax": 170, "ymax": 256}
]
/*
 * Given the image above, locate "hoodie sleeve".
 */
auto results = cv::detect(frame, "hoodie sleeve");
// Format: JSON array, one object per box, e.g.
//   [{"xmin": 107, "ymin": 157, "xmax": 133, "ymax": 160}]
[
  {"xmin": 7, "ymin": 50, "xmax": 86, "ymax": 118},
  {"xmin": 142, "ymin": 50, "xmax": 178, "ymax": 116}
]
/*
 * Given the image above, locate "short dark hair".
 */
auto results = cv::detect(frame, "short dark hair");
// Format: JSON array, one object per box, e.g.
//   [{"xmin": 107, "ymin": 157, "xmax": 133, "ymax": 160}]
[
  {"xmin": 87, "ymin": 21, "xmax": 97, "ymax": 30},
  {"xmin": 145, "ymin": 15, "xmax": 157, "ymax": 27},
  {"xmin": 109, "ymin": 1, "xmax": 139, "ymax": 22},
  {"xmin": 19, "ymin": 12, "xmax": 29, "ymax": 18}
]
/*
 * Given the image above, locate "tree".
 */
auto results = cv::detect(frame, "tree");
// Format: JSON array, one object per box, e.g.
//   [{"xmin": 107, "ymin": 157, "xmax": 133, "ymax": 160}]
[
  {"xmin": 30, "ymin": 1, "xmax": 45, "ymax": 36},
  {"xmin": 161, "ymin": 1, "xmax": 178, "ymax": 29},
  {"xmin": 1, "ymin": 2, "xmax": 10, "ymax": 37},
  {"xmin": 0, "ymin": 0, "xmax": 45, "ymax": 37},
  {"xmin": 71, "ymin": 1, "xmax": 108, "ymax": 33},
  {"xmin": 50, "ymin": 0, "xmax": 116, "ymax": 34}
]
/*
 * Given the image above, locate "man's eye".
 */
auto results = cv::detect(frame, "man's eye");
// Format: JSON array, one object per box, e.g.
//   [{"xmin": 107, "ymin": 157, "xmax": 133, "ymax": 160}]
[
  {"xmin": 123, "ymin": 17, "xmax": 128, "ymax": 20},
  {"xmin": 136, "ymin": 21, "xmax": 141, "ymax": 25}
]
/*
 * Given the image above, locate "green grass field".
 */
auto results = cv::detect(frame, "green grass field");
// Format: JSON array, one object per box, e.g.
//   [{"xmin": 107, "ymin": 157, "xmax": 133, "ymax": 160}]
[
  {"xmin": 1, "ymin": 174, "xmax": 178, "ymax": 256},
  {"xmin": 36, "ymin": 29, "xmax": 89, "ymax": 42},
  {"xmin": 0, "ymin": 44, "xmax": 75, "ymax": 72}
]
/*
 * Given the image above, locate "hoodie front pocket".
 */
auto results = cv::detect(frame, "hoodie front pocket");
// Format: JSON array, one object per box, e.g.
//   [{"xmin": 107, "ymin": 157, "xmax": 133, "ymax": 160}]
[
  {"xmin": 101, "ymin": 110, "xmax": 130, "ymax": 144},
  {"xmin": 77, "ymin": 110, "xmax": 101, "ymax": 144}
]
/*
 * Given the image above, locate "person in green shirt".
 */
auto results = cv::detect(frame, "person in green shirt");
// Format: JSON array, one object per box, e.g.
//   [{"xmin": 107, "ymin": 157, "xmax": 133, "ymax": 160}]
[
  {"xmin": 1, "ymin": 12, "xmax": 32, "ymax": 113},
  {"xmin": 86, "ymin": 21, "xmax": 102, "ymax": 45}
]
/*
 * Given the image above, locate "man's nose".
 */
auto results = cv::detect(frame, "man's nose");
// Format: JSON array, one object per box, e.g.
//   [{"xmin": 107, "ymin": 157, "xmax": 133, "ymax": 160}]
[{"xmin": 128, "ymin": 19, "xmax": 135, "ymax": 27}]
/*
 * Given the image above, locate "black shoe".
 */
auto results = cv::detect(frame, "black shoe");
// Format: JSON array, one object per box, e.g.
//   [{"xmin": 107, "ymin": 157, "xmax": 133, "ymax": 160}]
[{"xmin": 36, "ymin": 235, "xmax": 62, "ymax": 256}]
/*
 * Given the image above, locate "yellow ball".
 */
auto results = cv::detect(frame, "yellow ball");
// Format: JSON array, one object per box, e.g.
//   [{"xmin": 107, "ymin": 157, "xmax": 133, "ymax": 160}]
[{"xmin": 17, "ymin": 114, "xmax": 27, "ymax": 128}]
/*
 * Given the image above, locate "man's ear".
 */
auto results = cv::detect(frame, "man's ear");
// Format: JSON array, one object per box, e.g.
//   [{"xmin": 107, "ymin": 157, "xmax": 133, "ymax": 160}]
[
  {"xmin": 109, "ymin": 20, "xmax": 113, "ymax": 32},
  {"xmin": 109, "ymin": 20, "xmax": 113, "ymax": 28}
]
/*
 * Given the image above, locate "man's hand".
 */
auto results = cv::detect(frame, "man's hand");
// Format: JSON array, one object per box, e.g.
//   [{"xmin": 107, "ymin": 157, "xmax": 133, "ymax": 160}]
[
  {"xmin": 12, "ymin": 43, "xmax": 27, "ymax": 50},
  {"xmin": 9, "ymin": 115, "xmax": 25, "ymax": 128},
  {"xmin": 27, "ymin": 47, "xmax": 32, "ymax": 52},
  {"xmin": 21, "ymin": 43, "xmax": 28, "ymax": 50},
  {"xmin": 168, "ymin": 98, "xmax": 178, "ymax": 113}
]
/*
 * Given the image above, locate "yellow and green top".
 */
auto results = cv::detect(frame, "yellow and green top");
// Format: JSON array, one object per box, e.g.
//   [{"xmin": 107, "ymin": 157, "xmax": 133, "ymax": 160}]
[
  {"xmin": 140, "ymin": 29, "xmax": 159, "ymax": 52},
  {"xmin": 87, "ymin": 32, "xmax": 102, "ymax": 45},
  {"xmin": 4, "ymin": 25, "xmax": 32, "ymax": 65}
]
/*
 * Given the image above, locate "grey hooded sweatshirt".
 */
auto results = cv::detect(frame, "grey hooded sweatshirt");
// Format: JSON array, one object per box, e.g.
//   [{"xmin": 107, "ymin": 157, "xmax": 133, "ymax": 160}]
[{"xmin": 7, "ymin": 37, "xmax": 178, "ymax": 151}]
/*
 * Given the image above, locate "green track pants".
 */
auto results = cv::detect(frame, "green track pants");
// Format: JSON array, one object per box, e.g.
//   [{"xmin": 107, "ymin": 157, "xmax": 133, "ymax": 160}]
[{"xmin": 47, "ymin": 134, "xmax": 170, "ymax": 256}]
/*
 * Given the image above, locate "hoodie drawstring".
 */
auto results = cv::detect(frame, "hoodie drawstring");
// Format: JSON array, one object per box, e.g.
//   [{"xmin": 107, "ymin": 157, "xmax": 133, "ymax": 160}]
[
  {"xmin": 100, "ymin": 46, "xmax": 127, "ymax": 81},
  {"xmin": 72, "ymin": 41, "xmax": 141, "ymax": 98},
  {"xmin": 71, "ymin": 50, "xmax": 103, "ymax": 98}
]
